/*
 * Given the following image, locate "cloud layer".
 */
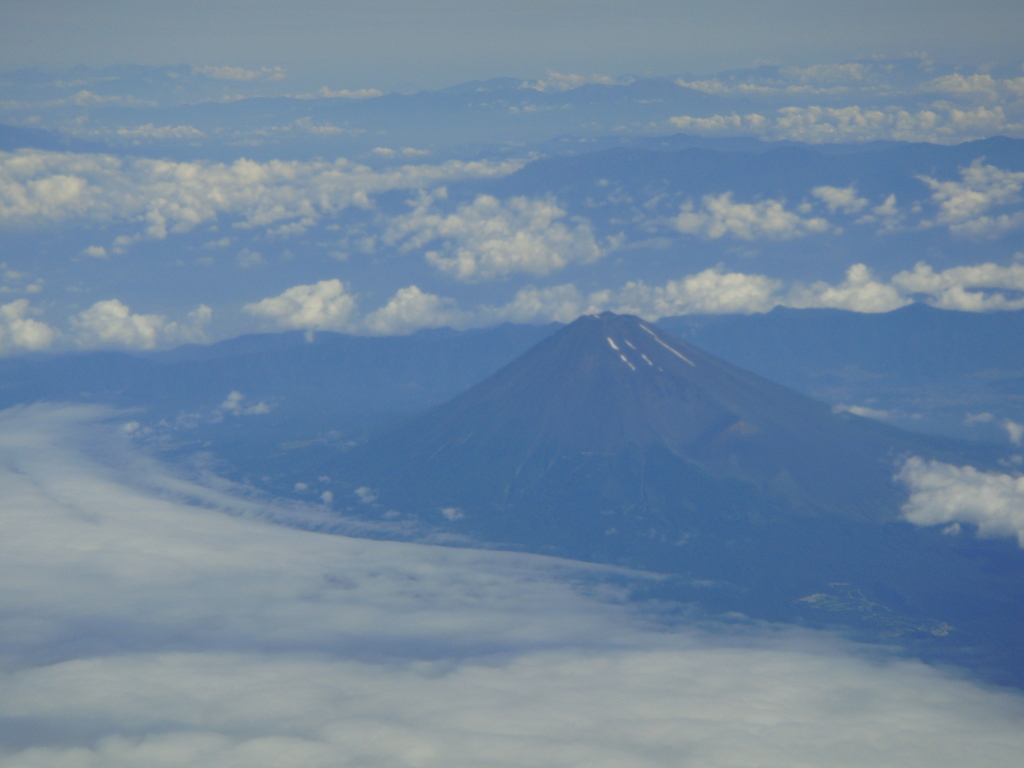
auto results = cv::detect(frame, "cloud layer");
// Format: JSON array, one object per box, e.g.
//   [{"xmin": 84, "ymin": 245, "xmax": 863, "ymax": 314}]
[
  {"xmin": 673, "ymin": 193, "xmax": 830, "ymax": 240},
  {"xmin": 231, "ymin": 256, "xmax": 1024, "ymax": 337},
  {"xmin": 898, "ymin": 457, "xmax": 1024, "ymax": 546},
  {"xmin": 0, "ymin": 150, "xmax": 523, "ymax": 245},
  {"xmin": 669, "ymin": 104, "xmax": 1024, "ymax": 144},
  {"xmin": 4, "ymin": 256, "xmax": 1023, "ymax": 351},
  {"xmin": 2, "ymin": 405, "xmax": 1024, "ymax": 766},
  {"xmin": 386, "ymin": 193, "xmax": 605, "ymax": 281}
]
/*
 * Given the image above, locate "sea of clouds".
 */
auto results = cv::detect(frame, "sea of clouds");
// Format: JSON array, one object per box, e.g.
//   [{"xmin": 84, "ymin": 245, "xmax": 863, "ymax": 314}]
[{"xmin": 2, "ymin": 404, "xmax": 1024, "ymax": 766}]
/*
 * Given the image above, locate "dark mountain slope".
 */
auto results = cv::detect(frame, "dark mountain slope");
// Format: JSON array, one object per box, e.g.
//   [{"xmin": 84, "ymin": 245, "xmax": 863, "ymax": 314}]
[
  {"xmin": 341, "ymin": 312, "xmax": 966, "ymax": 529},
  {"xmin": 331, "ymin": 313, "xmax": 1024, "ymax": 686}
]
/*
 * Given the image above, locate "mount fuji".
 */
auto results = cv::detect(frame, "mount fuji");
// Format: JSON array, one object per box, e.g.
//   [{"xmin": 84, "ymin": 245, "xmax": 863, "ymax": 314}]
[{"xmin": 331, "ymin": 312, "xmax": 1024, "ymax": 684}]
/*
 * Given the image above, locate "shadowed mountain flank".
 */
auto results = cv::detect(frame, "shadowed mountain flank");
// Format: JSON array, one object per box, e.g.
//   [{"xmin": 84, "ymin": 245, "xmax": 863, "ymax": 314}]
[
  {"xmin": 341, "ymin": 312, "xmax": 954, "ymax": 532},
  {"xmin": 330, "ymin": 313, "xmax": 1024, "ymax": 685}
]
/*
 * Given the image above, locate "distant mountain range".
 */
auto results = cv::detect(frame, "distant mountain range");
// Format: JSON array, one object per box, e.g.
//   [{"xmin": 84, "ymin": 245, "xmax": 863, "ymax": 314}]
[{"xmin": 1, "ymin": 303, "xmax": 1018, "ymax": 440}]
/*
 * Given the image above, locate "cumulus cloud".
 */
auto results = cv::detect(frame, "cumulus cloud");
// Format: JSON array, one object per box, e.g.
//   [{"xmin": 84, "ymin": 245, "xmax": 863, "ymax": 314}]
[
  {"xmin": 244, "ymin": 255, "xmax": 1024, "ymax": 339},
  {"xmin": 298, "ymin": 86, "xmax": 384, "ymax": 99},
  {"xmin": 676, "ymin": 66, "xmax": 867, "ymax": 96},
  {"xmin": 788, "ymin": 264, "xmax": 910, "ymax": 313},
  {"xmin": 243, "ymin": 279, "xmax": 357, "ymax": 331},
  {"xmin": 219, "ymin": 391, "xmax": 271, "ymax": 416},
  {"xmin": 386, "ymin": 193, "xmax": 604, "ymax": 281},
  {"xmin": 615, "ymin": 269, "xmax": 784, "ymax": 316},
  {"xmin": 603, "ymin": 264, "xmax": 903, "ymax": 318},
  {"xmin": 917, "ymin": 160, "xmax": 1024, "ymax": 237},
  {"xmin": 348, "ymin": 255, "xmax": 1024, "ymax": 336},
  {"xmin": 194, "ymin": 65, "xmax": 286, "ymax": 81},
  {"xmin": 919, "ymin": 74, "xmax": 1024, "ymax": 101},
  {"xmin": 0, "ymin": 150, "xmax": 523, "ymax": 246},
  {"xmin": 812, "ymin": 185, "xmax": 870, "ymax": 214},
  {"xmin": 0, "ymin": 299, "xmax": 57, "ymax": 353},
  {"xmin": 2, "ymin": 405, "xmax": 1024, "ymax": 767},
  {"xmin": 891, "ymin": 261, "xmax": 1024, "ymax": 310},
  {"xmin": 362, "ymin": 285, "xmax": 465, "ymax": 335},
  {"xmin": 898, "ymin": 457, "xmax": 1024, "ymax": 547},
  {"xmin": 520, "ymin": 71, "xmax": 633, "ymax": 92},
  {"xmin": 480, "ymin": 283, "xmax": 603, "ymax": 325},
  {"xmin": 114, "ymin": 123, "xmax": 206, "ymax": 141},
  {"xmin": 71, "ymin": 300, "xmax": 211, "ymax": 350},
  {"xmin": 676, "ymin": 59, "xmax": 917, "ymax": 97},
  {"xmin": 669, "ymin": 105, "xmax": 1024, "ymax": 144},
  {"xmin": 673, "ymin": 193, "xmax": 830, "ymax": 240},
  {"xmin": 783, "ymin": 62, "xmax": 873, "ymax": 83}
]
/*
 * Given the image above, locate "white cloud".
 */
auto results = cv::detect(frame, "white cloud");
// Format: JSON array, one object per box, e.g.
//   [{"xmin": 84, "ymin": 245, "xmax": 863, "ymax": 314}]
[
  {"xmin": 675, "ymin": 60, "xmax": 919, "ymax": 98},
  {"xmin": 676, "ymin": 80, "xmax": 781, "ymax": 96},
  {"xmin": 966, "ymin": 412, "xmax": 995, "ymax": 425},
  {"xmin": 891, "ymin": 261, "xmax": 1024, "ymax": 310},
  {"xmin": 252, "ymin": 255, "xmax": 1024, "ymax": 340},
  {"xmin": 481, "ymin": 283, "xmax": 601, "ymax": 324},
  {"xmin": 669, "ymin": 105, "xmax": 1024, "ymax": 144},
  {"xmin": 1005, "ymin": 420, "xmax": 1024, "ymax": 445},
  {"xmin": 921, "ymin": 74, "xmax": 1005, "ymax": 100},
  {"xmin": 299, "ymin": 86, "xmax": 384, "ymax": 99},
  {"xmin": 244, "ymin": 279, "xmax": 357, "ymax": 331},
  {"xmin": 386, "ymin": 193, "xmax": 604, "ymax": 281},
  {"xmin": 0, "ymin": 299, "xmax": 57, "ymax": 353},
  {"xmin": 71, "ymin": 300, "xmax": 212, "ymax": 350},
  {"xmin": 3, "ymin": 405, "xmax": 1024, "ymax": 767},
  {"xmin": 371, "ymin": 146, "xmax": 431, "ymax": 158},
  {"xmin": 616, "ymin": 269, "xmax": 783, "ymax": 316},
  {"xmin": 832, "ymin": 403, "xmax": 891, "ymax": 420},
  {"xmin": 194, "ymin": 65, "xmax": 286, "ymax": 81},
  {"xmin": 669, "ymin": 112, "xmax": 770, "ymax": 133},
  {"xmin": 114, "ymin": 124, "xmax": 206, "ymax": 140},
  {"xmin": 673, "ymin": 193, "xmax": 830, "ymax": 240},
  {"xmin": 781, "ymin": 62, "xmax": 872, "ymax": 83},
  {"xmin": 788, "ymin": 264, "xmax": 911, "ymax": 313},
  {"xmin": 812, "ymin": 185, "xmax": 870, "ymax": 214},
  {"xmin": 917, "ymin": 161, "xmax": 1024, "ymax": 237},
  {"xmin": 362, "ymin": 285, "xmax": 465, "ymax": 335},
  {"xmin": 898, "ymin": 457, "xmax": 1024, "ymax": 547},
  {"xmin": 219, "ymin": 391, "xmax": 271, "ymax": 416},
  {"xmin": 0, "ymin": 150, "xmax": 523, "ymax": 246},
  {"xmin": 349, "ymin": 256, "xmax": 1024, "ymax": 337},
  {"xmin": 520, "ymin": 71, "xmax": 632, "ymax": 92}
]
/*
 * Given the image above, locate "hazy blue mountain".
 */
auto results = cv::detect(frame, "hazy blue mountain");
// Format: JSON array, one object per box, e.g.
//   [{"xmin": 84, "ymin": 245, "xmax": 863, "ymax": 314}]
[
  {"xmin": 325, "ymin": 313, "xmax": 1024, "ymax": 686},
  {"xmin": 661, "ymin": 303, "xmax": 1024, "ymax": 382},
  {"xmin": 333, "ymin": 312, "xmax": 983, "ymax": 534},
  {"xmin": 0, "ymin": 323, "xmax": 558, "ymax": 424},
  {"xmin": 2, "ymin": 304, "xmax": 1020, "ymax": 446},
  {"xmin": 659, "ymin": 304, "xmax": 1024, "ymax": 441}
]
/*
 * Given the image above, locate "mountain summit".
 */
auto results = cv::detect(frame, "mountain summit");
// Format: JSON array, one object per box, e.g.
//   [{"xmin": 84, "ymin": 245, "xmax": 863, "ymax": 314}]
[{"xmin": 340, "ymin": 312, "xmax": 944, "ymax": 535}]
